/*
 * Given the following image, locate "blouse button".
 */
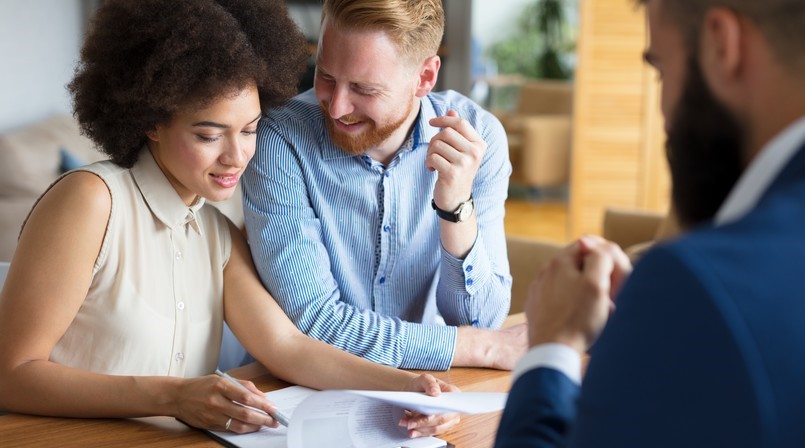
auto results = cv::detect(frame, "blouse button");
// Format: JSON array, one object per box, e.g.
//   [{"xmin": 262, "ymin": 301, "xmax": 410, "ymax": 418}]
[
  {"xmin": 177, "ymin": 302, "xmax": 185, "ymax": 311},
  {"xmin": 175, "ymin": 251, "xmax": 183, "ymax": 261},
  {"xmin": 175, "ymin": 352, "xmax": 184, "ymax": 361}
]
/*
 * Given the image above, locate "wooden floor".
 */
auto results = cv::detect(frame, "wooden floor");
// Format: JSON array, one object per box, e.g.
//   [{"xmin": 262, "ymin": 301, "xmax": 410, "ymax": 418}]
[{"xmin": 504, "ymin": 198, "xmax": 569, "ymax": 244}]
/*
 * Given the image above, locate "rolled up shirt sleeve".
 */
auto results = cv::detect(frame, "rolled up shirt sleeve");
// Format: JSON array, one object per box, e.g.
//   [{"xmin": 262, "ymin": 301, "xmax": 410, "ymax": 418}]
[
  {"xmin": 242, "ymin": 90, "xmax": 510, "ymax": 370},
  {"xmin": 436, "ymin": 106, "xmax": 512, "ymax": 329}
]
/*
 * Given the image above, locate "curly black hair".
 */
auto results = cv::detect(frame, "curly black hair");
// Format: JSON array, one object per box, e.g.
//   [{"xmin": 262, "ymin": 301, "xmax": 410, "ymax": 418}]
[{"xmin": 69, "ymin": 0, "xmax": 309, "ymax": 167}]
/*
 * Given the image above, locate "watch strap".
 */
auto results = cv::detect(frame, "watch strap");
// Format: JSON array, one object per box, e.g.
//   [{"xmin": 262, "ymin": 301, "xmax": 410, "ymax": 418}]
[
  {"xmin": 431, "ymin": 195, "xmax": 474, "ymax": 223},
  {"xmin": 432, "ymin": 198, "xmax": 459, "ymax": 222}
]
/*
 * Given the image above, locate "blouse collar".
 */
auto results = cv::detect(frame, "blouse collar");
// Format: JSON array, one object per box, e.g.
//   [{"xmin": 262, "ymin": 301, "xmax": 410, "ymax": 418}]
[{"xmin": 130, "ymin": 147, "xmax": 205, "ymax": 234}]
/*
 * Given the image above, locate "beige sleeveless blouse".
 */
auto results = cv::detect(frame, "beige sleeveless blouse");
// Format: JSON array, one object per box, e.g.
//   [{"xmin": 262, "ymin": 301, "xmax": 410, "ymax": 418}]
[{"xmin": 47, "ymin": 149, "xmax": 231, "ymax": 378}]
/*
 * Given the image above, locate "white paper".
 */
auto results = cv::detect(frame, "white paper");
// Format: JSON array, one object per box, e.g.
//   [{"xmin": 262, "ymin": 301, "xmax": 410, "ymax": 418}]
[
  {"xmin": 207, "ymin": 387, "xmax": 507, "ymax": 448},
  {"xmin": 343, "ymin": 390, "xmax": 509, "ymax": 415},
  {"xmin": 207, "ymin": 386, "xmax": 315, "ymax": 448},
  {"xmin": 286, "ymin": 390, "xmax": 445, "ymax": 448}
]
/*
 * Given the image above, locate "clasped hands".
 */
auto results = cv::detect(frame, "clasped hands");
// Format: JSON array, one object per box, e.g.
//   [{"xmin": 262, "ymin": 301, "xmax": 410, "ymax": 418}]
[{"xmin": 526, "ymin": 235, "xmax": 633, "ymax": 354}]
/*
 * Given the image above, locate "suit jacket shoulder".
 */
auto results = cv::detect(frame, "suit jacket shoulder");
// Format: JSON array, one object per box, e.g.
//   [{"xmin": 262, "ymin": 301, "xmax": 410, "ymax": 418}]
[
  {"xmin": 496, "ymin": 367, "xmax": 580, "ymax": 448},
  {"xmin": 495, "ymin": 144, "xmax": 805, "ymax": 447}
]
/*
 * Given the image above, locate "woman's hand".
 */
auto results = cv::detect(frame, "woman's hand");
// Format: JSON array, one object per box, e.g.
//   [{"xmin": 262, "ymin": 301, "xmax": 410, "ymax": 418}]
[
  {"xmin": 399, "ymin": 374, "xmax": 462, "ymax": 437},
  {"xmin": 170, "ymin": 375, "xmax": 281, "ymax": 433}
]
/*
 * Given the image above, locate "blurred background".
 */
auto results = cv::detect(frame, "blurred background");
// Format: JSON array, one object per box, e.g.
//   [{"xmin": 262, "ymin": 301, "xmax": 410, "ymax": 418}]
[{"xmin": 0, "ymin": 0, "xmax": 671, "ymax": 260}]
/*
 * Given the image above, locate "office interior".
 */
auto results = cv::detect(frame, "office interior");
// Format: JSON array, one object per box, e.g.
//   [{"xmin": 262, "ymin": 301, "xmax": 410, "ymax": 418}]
[{"xmin": 0, "ymin": 0, "xmax": 669, "ymax": 264}]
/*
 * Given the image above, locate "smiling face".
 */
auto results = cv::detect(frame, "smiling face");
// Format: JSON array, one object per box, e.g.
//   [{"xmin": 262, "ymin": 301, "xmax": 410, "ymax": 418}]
[
  {"xmin": 314, "ymin": 18, "xmax": 425, "ymax": 156},
  {"xmin": 146, "ymin": 83, "xmax": 261, "ymax": 205}
]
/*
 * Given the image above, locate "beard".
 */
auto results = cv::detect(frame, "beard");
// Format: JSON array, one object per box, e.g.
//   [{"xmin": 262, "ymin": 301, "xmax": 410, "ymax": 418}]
[
  {"xmin": 321, "ymin": 100, "xmax": 413, "ymax": 155},
  {"xmin": 666, "ymin": 57, "xmax": 746, "ymax": 229}
]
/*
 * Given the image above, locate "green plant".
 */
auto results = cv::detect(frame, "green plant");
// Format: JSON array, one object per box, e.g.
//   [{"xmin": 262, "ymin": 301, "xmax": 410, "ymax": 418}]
[{"xmin": 488, "ymin": 0, "xmax": 575, "ymax": 80}]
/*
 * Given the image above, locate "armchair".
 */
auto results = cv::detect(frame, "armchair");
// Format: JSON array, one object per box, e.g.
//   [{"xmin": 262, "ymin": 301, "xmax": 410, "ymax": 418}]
[
  {"xmin": 506, "ymin": 236, "xmax": 563, "ymax": 314},
  {"xmin": 495, "ymin": 81, "xmax": 573, "ymax": 189},
  {"xmin": 602, "ymin": 206, "xmax": 681, "ymax": 261}
]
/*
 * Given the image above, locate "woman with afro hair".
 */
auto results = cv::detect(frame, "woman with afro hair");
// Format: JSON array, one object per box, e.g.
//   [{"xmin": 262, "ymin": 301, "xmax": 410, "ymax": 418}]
[{"xmin": 0, "ymin": 0, "xmax": 459, "ymax": 437}]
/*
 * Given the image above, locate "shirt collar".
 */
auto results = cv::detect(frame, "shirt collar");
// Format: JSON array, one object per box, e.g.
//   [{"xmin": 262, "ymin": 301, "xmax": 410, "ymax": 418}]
[
  {"xmin": 412, "ymin": 94, "xmax": 440, "ymax": 148},
  {"xmin": 131, "ymin": 147, "xmax": 206, "ymax": 234},
  {"xmin": 715, "ymin": 116, "xmax": 805, "ymax": 226},
  {"xmin": 319, "ymin": 95, "xmax": 440, "ymax": 161}
]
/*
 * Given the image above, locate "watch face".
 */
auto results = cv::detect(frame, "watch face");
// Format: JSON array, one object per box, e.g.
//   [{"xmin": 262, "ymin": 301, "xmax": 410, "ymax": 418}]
[{"xmin": 456, "ymin": 200, "xmax": 474, "ymax": 222}]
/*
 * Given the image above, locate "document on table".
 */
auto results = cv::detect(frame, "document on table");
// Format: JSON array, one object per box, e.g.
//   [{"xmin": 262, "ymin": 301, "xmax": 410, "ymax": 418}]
[
  {"xmin": 205, "ymin": 386, "xmax": 309, "ymax": 448},
  {"xmin": 204, "ymin": 386, "xmax": 508, "ymax": 448}
]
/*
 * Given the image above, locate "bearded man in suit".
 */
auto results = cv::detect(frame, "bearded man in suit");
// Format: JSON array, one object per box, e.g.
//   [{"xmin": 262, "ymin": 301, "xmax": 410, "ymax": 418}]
[{"xmin": 496, "ymin": 0, "xmax": 805, "ymax": 446}]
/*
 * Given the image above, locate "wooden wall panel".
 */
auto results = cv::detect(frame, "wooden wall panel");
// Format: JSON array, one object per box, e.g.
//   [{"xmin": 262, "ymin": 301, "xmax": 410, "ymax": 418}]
[
  {"xmin": 640, "ymin": 67, "xmax": 672, "ymax": 210},
  {"xmin": 568, "ymin": 0, "xmax": 670, "ymax": 238}
]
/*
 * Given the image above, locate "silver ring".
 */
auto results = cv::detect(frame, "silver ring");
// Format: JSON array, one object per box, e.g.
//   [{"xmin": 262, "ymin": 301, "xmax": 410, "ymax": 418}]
[{"xmin": 225, "ymin": 417, "xmax": 233, "ymax": 431}]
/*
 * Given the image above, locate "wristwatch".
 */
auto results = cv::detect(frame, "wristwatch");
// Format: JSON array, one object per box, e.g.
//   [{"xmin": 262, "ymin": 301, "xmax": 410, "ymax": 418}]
[{"xmin": 431, "ymin": 195, "xmax": 474, "ymax": 223}]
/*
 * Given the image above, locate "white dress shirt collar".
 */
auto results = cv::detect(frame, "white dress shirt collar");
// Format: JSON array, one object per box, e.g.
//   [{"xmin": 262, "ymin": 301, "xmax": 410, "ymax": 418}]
[{"xmin": 715, "ymin": 116, "xmax": 805, "ymax": 226}]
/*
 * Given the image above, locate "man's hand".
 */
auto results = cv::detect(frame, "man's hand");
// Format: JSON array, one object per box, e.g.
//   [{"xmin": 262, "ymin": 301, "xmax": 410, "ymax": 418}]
[
  {"xmin": 427, "ymin": 110, "xmax": 487, "ymax": 211},
  {"xmin": 526, "ymin": 236, "xmax": 632, "ymax": 354}
]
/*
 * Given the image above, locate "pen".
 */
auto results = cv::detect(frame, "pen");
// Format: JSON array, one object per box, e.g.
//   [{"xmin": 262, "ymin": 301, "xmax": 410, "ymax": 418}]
[{"xmin": 214, "ymin": 369, "xmax": 290, "ymax": 427}]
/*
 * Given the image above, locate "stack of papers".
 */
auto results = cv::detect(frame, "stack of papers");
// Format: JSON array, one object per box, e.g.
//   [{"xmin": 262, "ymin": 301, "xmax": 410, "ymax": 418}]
[{"xmin": 206, "ymin": 386, "xmax": 508, "ymax": 448}]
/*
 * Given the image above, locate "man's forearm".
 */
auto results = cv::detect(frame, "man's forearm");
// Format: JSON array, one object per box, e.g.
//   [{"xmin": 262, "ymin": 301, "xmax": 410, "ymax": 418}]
[
  {"xmin": 452, "ymin": 324, "xmax": 528, "ymax": 370},
  {"xmin": 452, "ymin": 326, "xmax": 495, "ymax": 367},
  {"xmin": 439, "ymin": 214, "xmax": 479, "ymax": 259}
]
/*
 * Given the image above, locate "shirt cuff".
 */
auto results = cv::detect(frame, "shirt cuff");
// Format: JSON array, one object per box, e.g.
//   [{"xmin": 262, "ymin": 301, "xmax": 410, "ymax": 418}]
[
  {"xmin": 398, "ymin": 323, "xmax": 457, "ymax": 370},
  {"xmin": 512, "ymin": 343, "xmax": 582, "ymax": 386},
  {"xmin": 439, "ymin": 232, "xmax": 491, "ymax": 296}
]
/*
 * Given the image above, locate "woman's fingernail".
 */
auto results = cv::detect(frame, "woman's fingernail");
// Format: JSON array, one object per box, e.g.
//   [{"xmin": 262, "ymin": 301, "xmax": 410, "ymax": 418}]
[{"xmin": 410, "ymin": 430, "xmax": 421, "ymax": 438}]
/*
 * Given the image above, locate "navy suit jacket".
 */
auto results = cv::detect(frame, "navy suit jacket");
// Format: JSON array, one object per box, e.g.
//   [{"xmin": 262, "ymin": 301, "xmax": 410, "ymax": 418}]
[{"xmin": 496, "ymin": 142, "xmax": 805, "ymax": 448}]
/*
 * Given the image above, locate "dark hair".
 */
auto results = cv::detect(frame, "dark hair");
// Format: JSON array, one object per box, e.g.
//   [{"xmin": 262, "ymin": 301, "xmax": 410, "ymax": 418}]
[
  {"xmin": 635, "ymin": 0, "xmax": 805, "ymax": 70},
  {"xmin": 69, "ymin": 0, "xmax": 309, "ymax": 167}
]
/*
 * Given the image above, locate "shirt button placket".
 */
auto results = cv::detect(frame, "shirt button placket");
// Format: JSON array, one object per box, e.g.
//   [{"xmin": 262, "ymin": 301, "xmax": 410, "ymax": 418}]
[
  {"xmin": 171, "ymin": 232, "xmax": 188, "ymax": 377},
  {"xmin": 465, "ymin": 265, "xmax": 474, "ymax": 289}
]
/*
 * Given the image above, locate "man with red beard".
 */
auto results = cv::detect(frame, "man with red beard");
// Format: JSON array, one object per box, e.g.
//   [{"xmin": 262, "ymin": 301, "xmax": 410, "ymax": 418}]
[
  {"xmin": 239, "ymin": 0, "xmax": 527, "ymax": 371},
  {"xmin": 495, "ymin": 0, "xmax": 805, "ymax": 446}
]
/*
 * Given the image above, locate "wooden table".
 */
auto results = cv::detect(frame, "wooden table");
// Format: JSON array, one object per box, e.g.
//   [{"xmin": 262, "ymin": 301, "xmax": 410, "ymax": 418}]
[{"xmin": 0, "ymin": 314, "xmax": 525, "ymax": 447}]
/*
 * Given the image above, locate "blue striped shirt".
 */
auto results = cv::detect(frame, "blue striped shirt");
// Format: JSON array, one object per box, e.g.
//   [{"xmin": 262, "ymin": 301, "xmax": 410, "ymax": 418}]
[{"xmin": 242, "ymin": 89, "xmax": 512, "ymax": 370}]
